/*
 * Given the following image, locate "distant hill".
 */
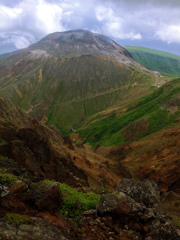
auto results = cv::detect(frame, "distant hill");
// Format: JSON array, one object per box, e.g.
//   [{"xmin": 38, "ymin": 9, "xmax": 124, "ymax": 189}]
[
  {"xmin": 0, "ymin": 30, "xmax": 157, "ymax": 133},
  {"xmin": 125, "ymin": 46, "xmax": 180, "ymax": 77}
]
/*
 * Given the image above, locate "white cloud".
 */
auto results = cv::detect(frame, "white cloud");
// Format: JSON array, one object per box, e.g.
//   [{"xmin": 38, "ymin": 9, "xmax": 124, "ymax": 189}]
[
  {"xmin": 156, "ymin": 25, "xmax": 180, "ymax": 44},
  {"xmin": 95, "ymin": 5, "xmax": 142, "ymax": 40}
]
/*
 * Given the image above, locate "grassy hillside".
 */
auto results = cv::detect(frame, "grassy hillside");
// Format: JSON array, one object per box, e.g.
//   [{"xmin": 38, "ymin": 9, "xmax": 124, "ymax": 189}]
[
  {"xmin": 0, "ymin": 52, "xmax": 157, "ymax": 134},
  {"xmin": 78, "ymin": 78, "xmax": 180, "ymax": 147},
  {"xmin": 125, "ymin": 46, "xmax": 180, "ymax": 77}
]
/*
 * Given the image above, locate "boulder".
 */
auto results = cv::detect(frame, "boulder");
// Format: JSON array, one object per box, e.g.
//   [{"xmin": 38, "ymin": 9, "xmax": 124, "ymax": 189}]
[
  {"xmin": 96, "ymin": 194, "xmax": 131, "ymax": 218},
  {"xmin": 9, "ymin": 180, "xmax": 27, "ymax": 194},
  {"xmin": 116, "ymin": 178, "xmax": 160, "ymax": 208},
  {"xmin": 0, "ymin": 217, "xmax": 68, "ymax": 240},
  {"xmin": 146, "ymin": 217, "xmax": 180, "ymax": 240},
  {"xmin": 36, "ymin": 182, "xmax": 63, "ymax": 211}
]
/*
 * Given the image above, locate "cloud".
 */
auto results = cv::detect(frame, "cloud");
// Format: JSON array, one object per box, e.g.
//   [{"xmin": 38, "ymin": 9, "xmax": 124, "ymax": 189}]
[
  {"xmin": 0, "ymin": 0, "xmax": 180, "ymax": 53},
  {"xmin": 156, "ymin": 25, "xmax": 180, "ymax": 44}
]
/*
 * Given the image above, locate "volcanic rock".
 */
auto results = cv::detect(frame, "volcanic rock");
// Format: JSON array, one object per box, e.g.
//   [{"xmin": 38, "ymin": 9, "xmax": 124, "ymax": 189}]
[{"xmin": 116, "ymin": 178, "xmax": 160, "ymax": 208}]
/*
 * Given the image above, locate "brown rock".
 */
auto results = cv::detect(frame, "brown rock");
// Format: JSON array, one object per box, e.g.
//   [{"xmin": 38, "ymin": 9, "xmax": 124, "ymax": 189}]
[
  {"xmin": 96, "ymin": 194, "xmax": 131, "ymax": 218},
  {"xmin": 36, "ymin": 182, "xmax": 63, "ymax": 211},
  {"xmin": 82, "ymin": 209, "xmax": 97, "ymax": 219},
  {"xmin": 9, "ymin": 180, "xmax": 27, "ymax": 194},
  {"xmin": 144, "ymin": 237, "xmax": 153, "ymax": 240},
  {"xmin": 119, "ymin": 230, "xmax": 142, "ymax": 240}
]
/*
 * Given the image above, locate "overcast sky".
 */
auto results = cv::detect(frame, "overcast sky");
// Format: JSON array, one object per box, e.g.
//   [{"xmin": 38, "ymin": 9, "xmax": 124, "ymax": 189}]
[{"xmin": 1, "ymin": 0, "xmax": 180, "ymax": 54}]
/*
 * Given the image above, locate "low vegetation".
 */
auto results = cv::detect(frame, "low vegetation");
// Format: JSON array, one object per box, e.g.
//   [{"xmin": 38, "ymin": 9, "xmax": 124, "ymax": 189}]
[
  {"xmin": 125, "ymin": 46, "xmax": 180, "ymax": 77},
  {"xmin": 78, "ymin": 78, "xmax": 180, "ymax": 147},
  {"xmin": 43, "ymin": 180, "xmax": 100, "ymax": 222},
  {"xmin": 4, "ymin": 213, "xmax": 29, "ymax": 226},
  {"xmin": 0, "ymin": 173, "xmax": 18, "ymax": 185}
]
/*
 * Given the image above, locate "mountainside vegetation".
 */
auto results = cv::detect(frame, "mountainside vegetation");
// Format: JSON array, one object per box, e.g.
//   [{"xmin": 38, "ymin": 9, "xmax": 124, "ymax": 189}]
[
  {"xmin": 125, "ymin": 46, "xmax": 180, "ymax": 77},
  {"xmin": 78, "ymin": 78, "xmax": 180, "ymax": 147},
  {"xmin": 0, "ymin": 30, "xmax": 159, "ymax": 133}
]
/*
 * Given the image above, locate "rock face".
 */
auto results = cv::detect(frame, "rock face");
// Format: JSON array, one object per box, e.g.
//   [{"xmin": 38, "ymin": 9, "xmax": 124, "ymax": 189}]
[
  {"xmin": 36, "ymin": 182, "xmax": 63, "ymax": 211},
  {"xmin": 0, "ymin": 98, "xmax": 88, "ymax": 187},
  {"xmin": 0, "ymin": 217, "xmax": 69, "ymax": 240},
  {"xmin": 116, "ymin": 178, "xmax": 160, "ymax": 208}
]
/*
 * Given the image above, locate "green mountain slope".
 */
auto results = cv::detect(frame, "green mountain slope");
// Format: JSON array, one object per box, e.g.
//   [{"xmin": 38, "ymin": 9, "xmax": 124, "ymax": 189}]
[
  {"xmin": 0, "ymin": 30, "xmax": 158, "ymax": 133},
  {"xmin": 125, "ymin": 46, "xmax": 180, "ymax": 77},
  {"xmin": 78, "ymin": 78, "xmax": 180, "ymax": 147}
]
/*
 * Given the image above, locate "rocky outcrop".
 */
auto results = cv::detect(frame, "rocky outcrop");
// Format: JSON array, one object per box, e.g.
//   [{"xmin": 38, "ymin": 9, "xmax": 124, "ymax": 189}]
[
  {"xmin": 0, "ymin": 217, "xmax": 70, "ymax": 240},
  {"xmin": 0, "ymin": 98, "xmax": 88, "ymax": 187},
  {"xmin": 94, "ymin": 179, "xmax": 180, "ymax": 240},
  {"xmin": 116, "ymin": 178, "xmax": 160, "ymax": 208}
]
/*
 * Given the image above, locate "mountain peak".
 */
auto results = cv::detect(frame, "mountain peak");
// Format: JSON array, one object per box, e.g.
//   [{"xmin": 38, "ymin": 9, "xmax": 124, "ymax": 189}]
[
  {"xmin": 28, "ymin": 29, "xmax": 135, "ymax": 64},
  {"xmin": 38, "ymin": 29, "xmax": 115, "ymax": 46}
]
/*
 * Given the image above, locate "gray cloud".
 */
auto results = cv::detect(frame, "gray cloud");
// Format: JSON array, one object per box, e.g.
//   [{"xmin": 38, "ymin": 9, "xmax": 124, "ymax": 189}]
[{"xmin": 0, "ymin": 0, "xmax": 180, "ymax": 53}]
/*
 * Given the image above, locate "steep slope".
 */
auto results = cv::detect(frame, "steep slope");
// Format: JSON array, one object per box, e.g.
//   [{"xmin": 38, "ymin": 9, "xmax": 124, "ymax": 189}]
[
  {"xmin": 0, "ymin": 30, "xmax": 157, "ymax": 132},
  {"xmin": 78, "ymin": 78, "xmax": 180, "ymax": 147},
  {"xmin": 0, "ymin": 98, "xmax": 130, "ymax": 191},
  {"xmin": 125, "ymin": 46, "xmax": 180, "ymax": 77}
]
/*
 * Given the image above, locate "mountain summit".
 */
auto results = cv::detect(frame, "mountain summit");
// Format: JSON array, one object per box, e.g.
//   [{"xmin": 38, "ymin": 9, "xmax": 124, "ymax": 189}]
[
  {"xmin": 29, "ymin": 29, "xmax": 135, "ymax": 64},
  {"xmin": 0, "ymin": 30, "xmax": 156, "ymax": 131}
]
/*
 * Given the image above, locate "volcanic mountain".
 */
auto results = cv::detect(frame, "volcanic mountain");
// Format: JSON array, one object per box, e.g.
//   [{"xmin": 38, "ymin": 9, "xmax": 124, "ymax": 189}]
[{"xmin": 0, "ymin": 30, "xmax": 157, "ymax": 132}]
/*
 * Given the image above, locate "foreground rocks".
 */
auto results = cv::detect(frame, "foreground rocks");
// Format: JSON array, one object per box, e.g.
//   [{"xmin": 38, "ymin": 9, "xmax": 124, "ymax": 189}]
[
  {"xmin": 0, "ymin": 217, "xmax": 70, "ymax": 240},
  {"xmin": 0, "ymin": 178, "xmax": 179, "ymax": 239}
]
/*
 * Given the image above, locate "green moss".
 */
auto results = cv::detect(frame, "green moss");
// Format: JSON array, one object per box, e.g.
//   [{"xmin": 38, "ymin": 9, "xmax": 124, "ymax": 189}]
[
  {"xmin": 59, "ymin": 183, "xmax": 100, "ymax": 222},
  {"xmin": 37, "ymin": 180, "xmax": 100, "ymax": 223},
  {"xmin": 4, "ymin": 213, "xmax": 29, "ymax": 226},
  {"xmin": 0, "ymin": 173, "xmax": 17, "ymax": 185}
]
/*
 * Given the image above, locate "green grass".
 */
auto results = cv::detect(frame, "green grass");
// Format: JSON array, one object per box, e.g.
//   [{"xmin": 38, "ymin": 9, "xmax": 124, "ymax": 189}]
[
  {"xmin": 42, "ymin": 180, "xmax": 100, "ymax": 222},
  {"xmin": 125, "ymin": 46, "xmax": 180, "ymax": 77},
  {"xmin": 78, "ymin": 78, "xmax": 180, "ymax": 147}
]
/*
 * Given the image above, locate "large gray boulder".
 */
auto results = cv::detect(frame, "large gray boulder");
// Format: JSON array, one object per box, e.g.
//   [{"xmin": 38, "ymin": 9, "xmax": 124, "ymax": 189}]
[{"xmin": 116, "ymin": 178, "xmax": 160, "ymax": 208}]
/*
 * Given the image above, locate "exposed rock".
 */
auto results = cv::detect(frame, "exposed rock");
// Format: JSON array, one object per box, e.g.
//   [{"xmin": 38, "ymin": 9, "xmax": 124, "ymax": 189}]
[
  {"xmin": 36, "ymin": 182, "xmax": 63, "ymax": 211},
  {"xmin": 96, "ymin": 194, "xmax": 132, "ymax": 218},
  {"xmin": 79, "ymin": 210, "xmax": 97, "ymax": 227},
  {"xmin": 119, "ymin": 229, "xmax": 142, "ymax": 240},
  {"xmin": 147, "ymin": 217, "xmax": 180, "ymax": 240},
  {"xmin": 9, "ymin": 180, "xmax": 27, "ymax": 194},
  {"xmin": 0, "ymin": 217, "xmax": 69, "ymax": 240},
  {"xmin": 0, "ymin": 185, "xmax": 9, "ymax": 198},
  {"xmin": 0, "ymin": 98, "xmax": 89, "ymax": 188},
  {"xmin": 116, "ymin": 178, "xmax": 160, "ymax": 208}
]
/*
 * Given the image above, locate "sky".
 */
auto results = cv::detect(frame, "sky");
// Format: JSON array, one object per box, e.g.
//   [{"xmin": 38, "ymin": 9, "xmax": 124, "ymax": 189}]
[{"xmin": 0, "ymin": 0, "xmax": 180, "ymax": 55}]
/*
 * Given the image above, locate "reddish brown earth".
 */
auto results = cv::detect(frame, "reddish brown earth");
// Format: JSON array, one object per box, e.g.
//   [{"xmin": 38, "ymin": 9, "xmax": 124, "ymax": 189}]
[{"xmin": 95, "ymin": 127, "xmax": 180, "ymax": 194}]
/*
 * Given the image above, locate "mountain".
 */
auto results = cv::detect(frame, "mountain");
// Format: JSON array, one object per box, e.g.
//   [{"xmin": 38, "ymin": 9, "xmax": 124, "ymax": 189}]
[
  {"xmin": 0, "ymin": 30, "xmax": 158, "ymax": 133},
  {"xmin": 125, "ymin": 46, "xmax": 180, "ymax": 77}
]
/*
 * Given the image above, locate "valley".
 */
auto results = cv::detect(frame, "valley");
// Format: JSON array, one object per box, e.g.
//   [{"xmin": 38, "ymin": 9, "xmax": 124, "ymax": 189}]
[{"xmin": 0, "ymin": 30, "xmax": 179, "ymax": 239}]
